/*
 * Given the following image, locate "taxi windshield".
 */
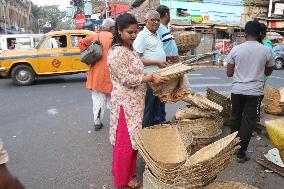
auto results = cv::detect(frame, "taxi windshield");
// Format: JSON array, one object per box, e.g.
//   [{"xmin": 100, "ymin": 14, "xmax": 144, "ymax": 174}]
[{"xmin": 35, "ymin": 35, "xmax": 46, "ymax": 49}]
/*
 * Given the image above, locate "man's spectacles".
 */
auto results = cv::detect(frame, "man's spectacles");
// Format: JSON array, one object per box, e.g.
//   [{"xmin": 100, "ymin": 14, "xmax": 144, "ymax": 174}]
[{"xmin": 149, "ymin": 19, "xmax": 160, "ymax": 23}]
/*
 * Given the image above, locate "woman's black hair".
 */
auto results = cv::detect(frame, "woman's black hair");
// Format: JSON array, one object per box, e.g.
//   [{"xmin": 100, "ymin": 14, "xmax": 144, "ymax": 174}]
[{"xmin": 112, "ymin": 13, "xmax": 138, "ymax": 46}]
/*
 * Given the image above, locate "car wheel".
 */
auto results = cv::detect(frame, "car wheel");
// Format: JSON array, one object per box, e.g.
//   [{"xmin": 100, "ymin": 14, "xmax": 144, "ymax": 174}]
[
  {"xmin": 11, "ymin": 65, "xmax": 36, "ymax": 86},
  {"xmin": 274, "ymin": 58, "xmax": 283, "ymax": 70}
]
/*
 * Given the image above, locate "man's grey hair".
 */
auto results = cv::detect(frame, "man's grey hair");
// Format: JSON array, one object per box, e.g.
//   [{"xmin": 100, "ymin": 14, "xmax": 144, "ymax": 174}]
[
  {"xmin": 145, "ymin": 10, "xmax": 160, "ymax": 20},
  {"xmin": 102, "ymin": 18, "xmax": 115, "ymax": 30}
]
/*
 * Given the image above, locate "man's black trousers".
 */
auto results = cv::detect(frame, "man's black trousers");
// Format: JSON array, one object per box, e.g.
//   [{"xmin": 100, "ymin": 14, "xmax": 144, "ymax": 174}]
[{"xmin": 230, "ymin": 93, "xmax": 263, "ymax": 157}]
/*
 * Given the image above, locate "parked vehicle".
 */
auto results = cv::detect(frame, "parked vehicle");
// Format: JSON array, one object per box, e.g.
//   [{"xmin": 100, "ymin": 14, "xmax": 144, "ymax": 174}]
[
  {"xmin": 0, "ymin": 34, "xmax": 43, "ymax": 54},
  {"xmin": 273, "ymin": 43, "xmax": 284, "ymax": 70},
  {"xmin": 0, "ymin": 30, "xmax": 94, "ymax": 85}
]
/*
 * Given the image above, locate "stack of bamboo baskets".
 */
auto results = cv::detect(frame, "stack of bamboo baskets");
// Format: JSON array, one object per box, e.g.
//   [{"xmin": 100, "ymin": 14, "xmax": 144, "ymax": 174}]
[
  {"xmin": 141, "ymin": 132, "xmax": 241, "ymax": 189},
  {"xmin": 137, "ymin": 127, "xmax": 188, "ymax": 184},
  {"xmin": 172, "ymin": 92, "xmax": 224, "ymax": 146}
]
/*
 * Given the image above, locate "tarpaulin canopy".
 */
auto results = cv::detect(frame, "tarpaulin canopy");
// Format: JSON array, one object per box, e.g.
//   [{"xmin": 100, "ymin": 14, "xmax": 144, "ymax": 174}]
[
  {"xmin": 102, "ymin": 2, "xmax": 131, "ymax": 16},
  {"xmin": 6, "ymin": 28, "xmax": 22, "ymax": 34}
]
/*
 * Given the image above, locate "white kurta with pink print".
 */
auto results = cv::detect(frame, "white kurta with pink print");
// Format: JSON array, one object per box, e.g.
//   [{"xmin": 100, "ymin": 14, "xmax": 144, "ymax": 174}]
[{"xmin": 107, "ymin": 45, "xmax": 146, "ymax": 150}]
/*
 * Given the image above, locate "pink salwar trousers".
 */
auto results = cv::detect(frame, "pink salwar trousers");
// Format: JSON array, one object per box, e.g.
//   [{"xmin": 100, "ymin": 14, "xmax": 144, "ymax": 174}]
[{"xmin": 112, "ymin": 106, "xmax": 138, "ymax": 187}]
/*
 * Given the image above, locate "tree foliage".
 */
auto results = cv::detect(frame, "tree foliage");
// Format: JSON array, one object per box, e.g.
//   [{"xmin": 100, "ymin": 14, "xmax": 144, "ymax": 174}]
[{"xmin": 32, "ymin": 4, "xmax": 74, "ymax": 32}]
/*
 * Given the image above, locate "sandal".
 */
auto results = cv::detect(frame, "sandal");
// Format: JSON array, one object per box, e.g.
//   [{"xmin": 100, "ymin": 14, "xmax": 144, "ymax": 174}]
[
  {"xmin": 94, "ymin": 123, "xmax": 103, "ymax": 131},
  {"xmin": 126, "ymin": 178, "xmax": 140, "ymax": 189}
]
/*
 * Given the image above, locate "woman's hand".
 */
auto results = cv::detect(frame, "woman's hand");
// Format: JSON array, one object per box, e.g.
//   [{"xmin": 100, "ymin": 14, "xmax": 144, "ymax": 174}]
[
  {"xmin": 151, "ymin": 74, "xmax": 169, "ymax": 85},
  {"xmin": 156, "ymin": 61, "xmax": 167, "ymax": 69}
]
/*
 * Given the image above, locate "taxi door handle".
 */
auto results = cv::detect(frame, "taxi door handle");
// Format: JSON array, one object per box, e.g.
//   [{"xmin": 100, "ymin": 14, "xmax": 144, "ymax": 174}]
[{"xmin": 61, "ymin": 49, "xmax": 67, "ymax": 52}]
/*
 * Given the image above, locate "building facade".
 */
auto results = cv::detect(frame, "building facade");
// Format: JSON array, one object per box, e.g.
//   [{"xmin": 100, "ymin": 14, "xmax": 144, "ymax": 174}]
[
  {"xmin": 0, "ymin": 0, "xmax": 38, "ymax": 34},
  {"xmin": 160, "ymin": 0, "xmax": 244, "ymax": 23}
]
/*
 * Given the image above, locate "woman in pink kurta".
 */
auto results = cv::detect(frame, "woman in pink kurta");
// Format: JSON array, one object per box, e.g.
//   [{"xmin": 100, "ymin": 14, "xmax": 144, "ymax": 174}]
[{"xmin": 107, "ymin": 13, "xmax": 168, "ymax": 188}]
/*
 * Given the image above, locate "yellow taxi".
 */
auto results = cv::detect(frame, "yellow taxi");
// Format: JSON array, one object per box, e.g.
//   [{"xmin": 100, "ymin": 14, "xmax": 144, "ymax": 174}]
[{"xmin": 0, "ymin": 30, "xmax": 94, "ymax": 85}]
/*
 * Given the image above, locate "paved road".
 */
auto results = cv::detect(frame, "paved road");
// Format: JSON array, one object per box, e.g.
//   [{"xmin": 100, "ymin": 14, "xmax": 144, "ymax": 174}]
[{"xmin": 0, "ymin": 68, "xmax": 283, "ymax": 189}]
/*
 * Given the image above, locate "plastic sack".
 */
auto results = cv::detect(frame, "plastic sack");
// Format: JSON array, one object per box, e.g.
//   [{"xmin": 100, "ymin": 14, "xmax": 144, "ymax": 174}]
[{"xmin": 265, "ymin": 118, "xmax": 284, "ymax": 162}]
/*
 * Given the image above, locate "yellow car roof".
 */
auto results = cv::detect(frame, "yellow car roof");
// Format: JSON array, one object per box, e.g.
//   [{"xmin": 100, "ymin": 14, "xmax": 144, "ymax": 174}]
[{"xmin": 45, "ymin": 30, "xmax": 95, "ymax": 36}]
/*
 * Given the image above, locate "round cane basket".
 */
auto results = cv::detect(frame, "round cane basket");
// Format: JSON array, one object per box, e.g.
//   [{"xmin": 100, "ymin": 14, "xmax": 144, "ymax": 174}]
[
  {"xmin": 185, "ymin": 132, "xmax": 238, "ymax": 166},
  {"xmin": 207, "ymin": 88, "xmax": 231, "ymax": 123},
  {"xmin": 147, "ymin": 124, "xmax": 193, "ymax": 156},
  {"xmin": 204, "ymin": 181, "xmax": 259, "ymax": 189},
  {"xmin": 175, "ymin": 106, "xmax": 218, "ymax": 120},
  {"xmin": 173, "ymin": 116, "xmax": 223, "ymax": 139},
  {"xmin": 143, "ymin": 167, "xmax": 177, "ymax": 189},
  {"xmin": 137, "ymin": 128, "xmax": 187, "ymax": 169},
  {"xmin": 173, "ymin": 31, "xmax": 201, "ymax": 51},
  {"xmin": 194, "ymin": 128, "xmax": 222, "ymax": 145},
  {"xmin": 183, "ymin": 92, "xmax": 223, "ymax": 112}
]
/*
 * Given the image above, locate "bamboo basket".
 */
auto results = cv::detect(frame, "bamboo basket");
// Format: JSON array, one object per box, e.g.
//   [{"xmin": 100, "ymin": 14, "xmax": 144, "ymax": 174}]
[
  {"xmin": 194, "ymin": 129, "xmax": 223, "ymax": 145},
  {"xmin": 172, "ymin": 145, "xmax": 239, "ymax": 188},
  {"xmin": 173, "ymin": 31, "xmax": 201, "ymax": 51},
  {"xmin": 136, "ymin": 135, "xmax": 180, "ymax": 183},
  {"xmin": 151, "ymin": 75, "xmax": 192, "ymax": 103},
  {"xmin": 140, "ymin": 132, "xmax": 239, "ymax": 188},
  {"xmin": 143, "ymin": 167, "xmax": 176, "ymax": 189},
  {"xmin": 204, "ymin": 181, "xmax": 259, "ymax": 189},
  {"xmin": 154, "ymin": 63, "xmax": 192, "ymax": 78},
  {"xmin": 173, "ymin": 116, "xmax": 223, "ymax": 141},
  {"xmin": 264, "ymin": 84, "xmax": 284, "ymax": 115},
  {"xmin": 137, "ymin": 128, "xmax": 187, "ymax": 169},
  {"xmin": 185, "ymin": 132, "xmax": 239, "ymax": 166},
  {"xmin": 147, "ymin": 124, "xmax": 193, "ymax": 158},
  {"xmin": 175, "ymin": 106, "xmax": 219, "ymax": 120},
  {"xmin": 207, "ymin": 88, "xmax": 231, "ymax": 123},
  {"xmin": 183, "ymin": 92, "xmax": 223, "ymax": 112}
]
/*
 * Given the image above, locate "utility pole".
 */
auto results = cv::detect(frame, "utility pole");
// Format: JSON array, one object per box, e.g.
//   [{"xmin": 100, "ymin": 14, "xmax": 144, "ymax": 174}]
[{"xmin": 105, "ymin": 0, "xmax": 109, "ymax": 18}]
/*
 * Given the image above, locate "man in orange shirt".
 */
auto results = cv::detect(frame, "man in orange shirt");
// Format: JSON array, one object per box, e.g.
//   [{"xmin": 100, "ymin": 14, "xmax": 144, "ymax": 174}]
[{"xmin": 79, "ymin": 18, "xmax": 115, "ymax": 131}]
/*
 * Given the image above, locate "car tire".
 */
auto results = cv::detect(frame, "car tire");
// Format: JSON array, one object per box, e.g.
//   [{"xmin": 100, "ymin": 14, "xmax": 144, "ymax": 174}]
[
  {"xmin": 274, "ymin": 58, "xmax": 283, "ymax": 70},
  {"xmin": 11, "ymin": 65, "xmax": 36, "ymax": 86}
]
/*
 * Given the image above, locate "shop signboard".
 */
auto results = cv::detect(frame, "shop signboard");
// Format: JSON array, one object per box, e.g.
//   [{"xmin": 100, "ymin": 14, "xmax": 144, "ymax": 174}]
[
  {"xmin": 191, "ymin": 15, "xmax": 203, "ymax": 23},
  {"xmin": 190, "ymin": 15, "xmax": 210, "ymax": 24},
  {"xmin": 269, "ymin": 0, "xmax": 284, "ymax": 18}
]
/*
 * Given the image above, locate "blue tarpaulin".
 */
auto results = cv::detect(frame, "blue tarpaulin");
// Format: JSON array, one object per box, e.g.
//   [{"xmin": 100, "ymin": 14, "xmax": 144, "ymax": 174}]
[
  {"xmin": 83, "ymin": 19, "xmax": 103, "ymax": 28},
  {"xmin": 6, "ymin": 29, "xmax": 22, "ymax": 34}
]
